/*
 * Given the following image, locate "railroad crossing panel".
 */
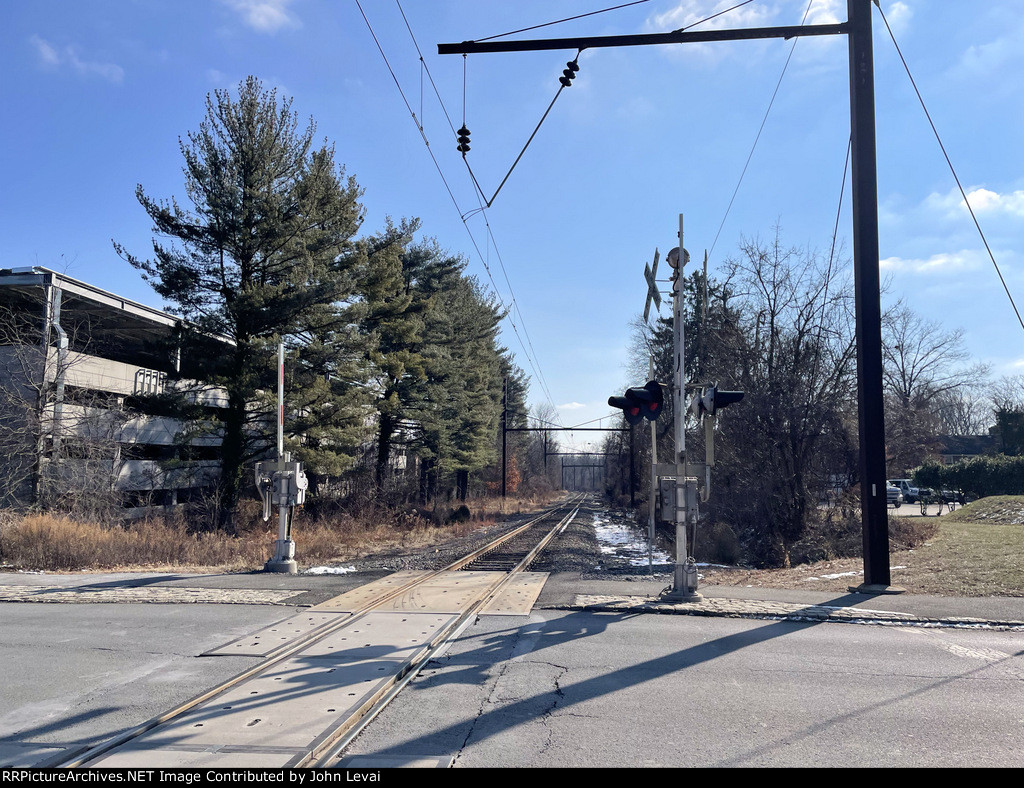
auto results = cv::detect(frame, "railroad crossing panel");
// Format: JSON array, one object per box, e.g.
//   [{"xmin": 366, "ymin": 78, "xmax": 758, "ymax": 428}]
[
  {"xmin": 202, "ymin": 611, "xmax": 348, "ymax": 657},
  {"xmin": 311, "ymin": 569, "xmax": 432, "ymax": 612},
  {"xmin": 479, "ymin": 572, "xmax": 549, "ymax": 616},
  {"xmin": 372, "ymin": 570, "xmax": 505, "ymax": 613},
  {"xmin": 86, "ymin": 612, "xmax": 461, "ymax": 768}
]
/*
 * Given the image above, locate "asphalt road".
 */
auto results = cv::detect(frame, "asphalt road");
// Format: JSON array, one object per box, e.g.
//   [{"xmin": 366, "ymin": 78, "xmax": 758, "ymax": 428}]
[
  {"xmin": 0, "ymin": 602, "xmax": 281, "ymax": 767},
  {"xmin": 1, "ymin": 574, "xmax": 1022, "ymax": 769},
  {"xmin": 340, "ymin": 609, "xmax": 1024, "ymax": 769}
]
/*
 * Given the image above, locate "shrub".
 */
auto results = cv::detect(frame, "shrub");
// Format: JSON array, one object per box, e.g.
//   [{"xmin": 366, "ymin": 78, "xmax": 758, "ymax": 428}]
[{"xmin": 916, "ymin": 456, "xmax": 1024, "ymax": 499}]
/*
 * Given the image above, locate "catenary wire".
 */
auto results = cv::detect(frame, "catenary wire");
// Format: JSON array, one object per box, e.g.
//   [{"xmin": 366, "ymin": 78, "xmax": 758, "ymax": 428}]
[
  {"xmin": 672, "ymin": 0, "xmax": 758, "ymax": 33},
  {"xmin": 355, "ymin": 0, "xmax": 564, "ymax": 422},
  {"xmin": 707, "ymin": 0, "xmax": 816, "ymax": 261},
  {"xmin": 395, "ymin": 1, "xmax": 565, "ymax": 411},
  {"xmin": 474, "ymin": 1, "xmax": 653, "ymax": 43}
]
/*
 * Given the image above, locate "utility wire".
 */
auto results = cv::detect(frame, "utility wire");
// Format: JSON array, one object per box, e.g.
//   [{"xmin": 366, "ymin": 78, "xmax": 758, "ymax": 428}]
[
  {"xmin": 673, "ymin": 0, "xmax": 758, "ymax": 33},
  {"xmin": 355, "ymin": 0, "xmax": 564, "ymax": 423},
  {"xmin": 806, "ymin": 136, "xmax": 853, "ymax": 403},
  {"xmin": 707, "ymin": 0, "xmax": 816, "ymax": 261},
  {"xmin": 876, "ymin": 2, "xmax": 1024, "ymax": 337},
  {"xmin": 464, "ymin": 0, "xmax": 760, "ymax": 211},
  {"xmin": 475, "ymin": 1, "xmax": 652, "ymax": 43}
]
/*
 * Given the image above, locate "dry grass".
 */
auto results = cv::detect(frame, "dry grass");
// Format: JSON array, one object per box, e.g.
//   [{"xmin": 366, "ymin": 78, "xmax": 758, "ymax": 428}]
[{"xmin": 0, "ymin": 492, "xmax": 559, "ymax": 573}]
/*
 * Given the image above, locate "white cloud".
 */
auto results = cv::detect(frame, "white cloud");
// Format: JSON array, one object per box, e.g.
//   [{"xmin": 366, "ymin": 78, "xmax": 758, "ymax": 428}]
[
  {"xmin": 644, "ymin": 0, "xmax": 847, "ymax": 66},
  {"xmin": 924, "ymin": 187, "xmax": 1024, "ymax": 220},
  {"xmin": 882, "ymin": 1, "xmax": 914, "ymax": 36},
  {"xmin": 647, "ymin": 0, "xmax": 777, "ymax": 33},
  {"xmin": 29, "ymin": 35, "xmax": 60, "ymax": 67},
  {"xmin": 963, "ymin": 188, "xmax": 1024, "ymax": 217},
  {"xmin": 220, "ymin": 0, "xmax": 301, "ymax": 33},
  {"xmin": 207, "ymin": 69, "xmax": 228, "ymax": 84},
  {"xmin": 804, "ymin": 0, "xmax": 843, "ymax": 26},
  {"xmin": 29, "ymin": 35, "xmax": 124, "ymax": 83},
  {"xmin": 558, "ymin": 402, "xmax": 588, "ymax": 411},
  {"xmin": 880, "ymin": 249, "xmax": 986, "ymax": 274}
]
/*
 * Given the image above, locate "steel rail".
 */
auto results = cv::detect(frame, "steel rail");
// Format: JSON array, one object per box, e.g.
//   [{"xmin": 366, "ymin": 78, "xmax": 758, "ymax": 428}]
[
  {"xmin": 58, "ymin": 494, "xmax": 583, "ymax": 769},
  {"xmin": 308, "ymin": 501, "xmax": 582, "ymax": 767}
]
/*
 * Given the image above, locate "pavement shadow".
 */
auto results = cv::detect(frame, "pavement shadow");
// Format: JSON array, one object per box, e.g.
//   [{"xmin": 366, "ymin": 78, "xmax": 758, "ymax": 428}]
[{"xmin": 355, "ymin": 588, "xmax": 963, "ymax": 761}]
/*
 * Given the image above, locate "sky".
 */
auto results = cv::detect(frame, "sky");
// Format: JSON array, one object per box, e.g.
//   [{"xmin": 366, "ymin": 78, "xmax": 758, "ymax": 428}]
[{"xmin": 2, "ymin": 1, "xmax": 1022, "ymax": 454}]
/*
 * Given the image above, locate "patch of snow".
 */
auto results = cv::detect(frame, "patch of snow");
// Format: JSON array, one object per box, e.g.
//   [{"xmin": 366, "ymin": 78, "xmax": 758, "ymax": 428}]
[
  {"xmin": 592, "ymin": 513, "xmax": 673, "ymax": 567},
  {"xmin": 304, "ymin": 565, "xmax": 358, "ymax": 575},
  {"xmin": 804, "ymin": 570, "xmax": 864, "ymax": 581}
]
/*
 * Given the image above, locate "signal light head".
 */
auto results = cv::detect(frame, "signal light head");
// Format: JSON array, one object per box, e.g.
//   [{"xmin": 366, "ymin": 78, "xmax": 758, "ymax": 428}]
[
  {"xmin": 695, "ymin": 384, "xmax": 745, "ymax": 417},
  {"xmin": 608, "ymin": 395, "xmax": 644, "ymax": 426},
  {"xmin": 609, "ymin": 380, "xmax": 664, "ymax": 424}
]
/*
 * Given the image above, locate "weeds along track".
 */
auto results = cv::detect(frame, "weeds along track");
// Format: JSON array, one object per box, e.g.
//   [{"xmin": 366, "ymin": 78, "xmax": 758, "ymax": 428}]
[{"xmin": 60, "ymin": 494, "xmax": 584, "ymax": 769}]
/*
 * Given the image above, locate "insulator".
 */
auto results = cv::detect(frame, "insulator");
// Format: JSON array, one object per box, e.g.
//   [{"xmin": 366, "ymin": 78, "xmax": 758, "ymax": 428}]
[
  {"xmin": 566, "ymin": 61, "xmax": 580, "ymax": 72},
  {"xmin": 456, "ymin": 125, "xmax": 470, "ymax": 154},
  {"xmin": 559, "ymin": 75, "xmax": 572, "ymax": 87}
]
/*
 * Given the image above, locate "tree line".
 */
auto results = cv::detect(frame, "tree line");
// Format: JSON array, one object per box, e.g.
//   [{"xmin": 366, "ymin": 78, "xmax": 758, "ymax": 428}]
[{"xmin": 102, "ymin": 77, "xmax": 549, "ymax": 528}]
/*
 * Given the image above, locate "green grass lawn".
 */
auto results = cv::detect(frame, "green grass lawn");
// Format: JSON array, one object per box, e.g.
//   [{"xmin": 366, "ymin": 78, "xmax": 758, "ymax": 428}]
[{"xmin": 896, "ymin": 499, "xmax": 1024, "ymax": 596}]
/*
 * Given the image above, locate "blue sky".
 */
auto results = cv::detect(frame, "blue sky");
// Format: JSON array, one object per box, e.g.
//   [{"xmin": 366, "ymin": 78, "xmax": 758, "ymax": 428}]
[{"xmin": 2, "ymin": 1, "xmax": 1022, "ymax": 452}]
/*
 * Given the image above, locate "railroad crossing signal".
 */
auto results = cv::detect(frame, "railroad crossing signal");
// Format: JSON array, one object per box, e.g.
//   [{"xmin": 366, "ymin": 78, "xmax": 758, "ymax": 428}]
[
  {"xmin": 609, "ymin": 380, "xmax": 664, "ymax": 425},
  {"xmin": 689, "ymin": 384, "xmax": 745, "ymax": 418},
  {"xmin": 643, "ymin": 248, "xmax": 661, "ymax": 323}
]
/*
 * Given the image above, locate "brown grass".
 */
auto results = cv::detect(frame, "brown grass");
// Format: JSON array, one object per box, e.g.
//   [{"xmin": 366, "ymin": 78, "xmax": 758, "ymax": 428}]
[{"xmin": 0, "ymin": 492, "xmax": 560, "ymax": 573}]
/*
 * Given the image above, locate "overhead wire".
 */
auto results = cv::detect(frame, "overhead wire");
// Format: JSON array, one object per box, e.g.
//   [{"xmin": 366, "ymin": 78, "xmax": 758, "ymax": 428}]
[
  {"xmin": 393, "ymin": 0, "xmax": 559, "ymax": 411},
  {"xmin": 875, "ymin": 2, "xmax": 1024, "ymax": 336},
  {"xmin": 357, "ymin": 0, "xmax": 565, "ymax": 426},
  {"xmin": 474, "ymin": 1, "xmax": 653, "ymax": 43},
  {"xmin": 805, "ymin": 135, "xmax": 853, "ymax": 404},
  {"xmin": 672, "ymin": 0, "xmax": 758, "ymax": 33},
  {"xmin": 707, "ymin": 0, "xmax": 817, "ymax": 262}
]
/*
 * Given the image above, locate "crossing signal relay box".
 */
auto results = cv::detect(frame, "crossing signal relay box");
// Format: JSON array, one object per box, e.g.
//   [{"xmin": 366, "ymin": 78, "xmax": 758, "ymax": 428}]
[
  {"xmin": 255, "ymin": 459, "xmax": 308, "ymax": 520},
  {"xmin": 656, "ymin": 477, "xmax": 699, "ymax": 525}
]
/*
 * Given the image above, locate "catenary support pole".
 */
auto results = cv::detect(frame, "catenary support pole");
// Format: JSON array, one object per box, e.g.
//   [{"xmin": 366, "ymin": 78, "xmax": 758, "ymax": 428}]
[
  {"xmin": 848, "ymin": 0, "xmax": 897, "ymax": 592},
  {"xmin": 439, "ymin": 2, "xmax": 893, "ymax": 591}
]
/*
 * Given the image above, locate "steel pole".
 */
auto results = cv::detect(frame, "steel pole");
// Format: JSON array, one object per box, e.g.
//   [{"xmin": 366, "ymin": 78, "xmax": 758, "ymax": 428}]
[
  {"xmin": 501, "ymin": 378, "xmax": 507, "ymax": 499},
  {"xmin": 848, "ymin": 0, "xmax": 893, "ymax": 590}
]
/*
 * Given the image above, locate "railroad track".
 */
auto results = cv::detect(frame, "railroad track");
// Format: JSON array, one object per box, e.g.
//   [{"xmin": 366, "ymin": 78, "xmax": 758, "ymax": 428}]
[{"xmin": 58, "ymin": 494, "xmax": 584, "ymax": 769}]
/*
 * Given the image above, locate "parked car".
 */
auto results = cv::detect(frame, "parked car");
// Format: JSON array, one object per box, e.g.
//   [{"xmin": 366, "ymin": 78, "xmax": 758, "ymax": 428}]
[
  {"xmin": 888, "ymin": 478, "xmax": 932, "ymax": 504},
  {"xmin": 886, "ymin": 485, "xmax": 903, "ymax": 508}
]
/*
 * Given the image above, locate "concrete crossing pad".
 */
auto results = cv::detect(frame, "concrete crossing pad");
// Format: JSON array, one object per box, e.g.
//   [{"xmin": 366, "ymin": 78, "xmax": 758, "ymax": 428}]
[
  {"xmin": 87, "ymin": 612, "xmax": 460, "ymax": 768},
  {"xmin": 480, "ymin": 572, "xmax": 549, "ymax": 616},
  {"xmin": 311, "ymin": 570, "xmax": 431, "ymax": 612},
  {"xmin": 202, "ymin": 611, "xmax": 349, "ymax": 657},
  {"xmin": 371, "ymin": 570, "xmax": 505, "ymax": 613}
]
